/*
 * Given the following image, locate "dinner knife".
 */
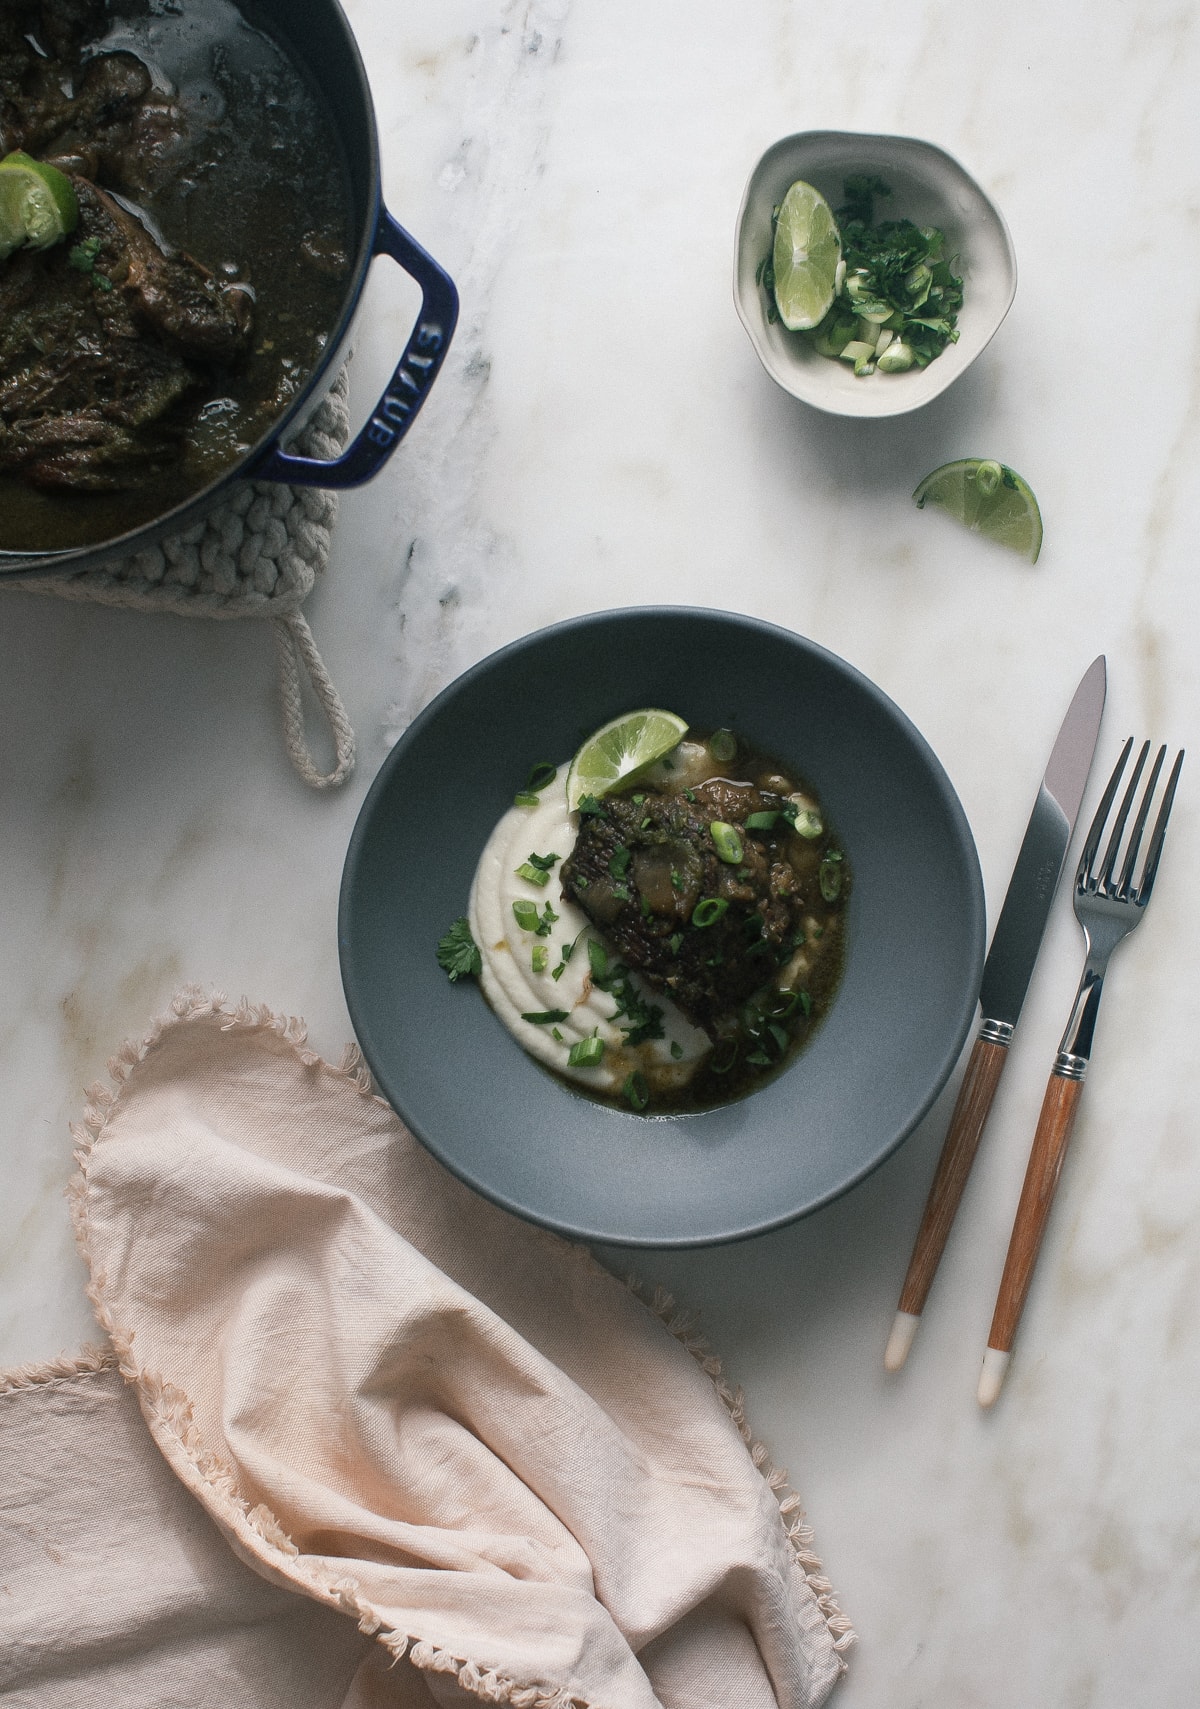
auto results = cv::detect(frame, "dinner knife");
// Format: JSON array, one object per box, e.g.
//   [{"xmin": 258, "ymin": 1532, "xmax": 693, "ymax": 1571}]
[{"xmin": 883, "ymin": 655, "xmax": 1107, "ymax": 1371}]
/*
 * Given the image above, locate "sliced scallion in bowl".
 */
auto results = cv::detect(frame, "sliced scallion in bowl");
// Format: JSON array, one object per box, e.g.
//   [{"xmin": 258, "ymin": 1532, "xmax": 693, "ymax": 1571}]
[{"xmin": 758, "ymin": 175, "xmax": 963, "ymax": 377}]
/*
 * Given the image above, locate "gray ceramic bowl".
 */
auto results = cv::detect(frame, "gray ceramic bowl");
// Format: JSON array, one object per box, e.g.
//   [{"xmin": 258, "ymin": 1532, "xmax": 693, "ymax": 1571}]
[
  {"xmin": 339, "ymin": 609, "xmax": 985, "ymax": 1247},
  {"xmin": 734, "ymin": 130, "xmax": 1017, "ymax": 418}
]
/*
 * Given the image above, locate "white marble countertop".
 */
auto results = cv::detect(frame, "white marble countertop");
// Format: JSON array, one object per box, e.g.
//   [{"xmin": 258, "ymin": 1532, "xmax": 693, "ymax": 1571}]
[{"xmin": 2, "ymin": 1, "xmax": 1198, "ymax": 1703}]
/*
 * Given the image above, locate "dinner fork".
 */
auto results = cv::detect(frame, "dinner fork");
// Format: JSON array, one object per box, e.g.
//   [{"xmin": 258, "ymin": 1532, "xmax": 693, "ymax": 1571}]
[{"xmin": 977, "ymin": 738, "xmax": 1184, "ymax": 1407}]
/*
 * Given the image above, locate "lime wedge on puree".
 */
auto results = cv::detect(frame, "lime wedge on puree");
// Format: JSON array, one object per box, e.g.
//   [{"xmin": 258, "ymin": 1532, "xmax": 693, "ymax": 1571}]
[
  {"xmin": 913, "ymin": 459, "xmax": 1043, "ymax": 563},
  {"xmin": 565, "ymin": 709, "xmax": 689, "ymax": 810},
  {"xmin": 772, "ymin": 179, "xmax": 841, "ymax": 331},
  {"xmin": 0, "ymin": 151, "xmax": 79, "ymax": 261}
]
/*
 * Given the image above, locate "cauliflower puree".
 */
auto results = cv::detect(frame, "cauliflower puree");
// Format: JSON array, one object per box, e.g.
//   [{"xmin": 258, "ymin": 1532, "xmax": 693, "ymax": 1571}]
[{"xmin": 468, "ymin": 780, "xmax": 710, "ymax": 1096}]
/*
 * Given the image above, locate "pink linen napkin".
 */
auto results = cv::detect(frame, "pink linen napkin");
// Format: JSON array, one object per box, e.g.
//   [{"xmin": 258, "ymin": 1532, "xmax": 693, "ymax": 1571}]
[{"xmin": 8, "ymin": 990, "xmax": 851, "ymax": 1707}]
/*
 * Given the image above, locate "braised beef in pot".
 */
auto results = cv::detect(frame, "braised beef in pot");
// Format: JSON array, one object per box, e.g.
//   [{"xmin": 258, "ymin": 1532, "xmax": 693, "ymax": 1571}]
[{"xmin": 0, "ymin": 0, "xmax": 353, "ymax": 552}]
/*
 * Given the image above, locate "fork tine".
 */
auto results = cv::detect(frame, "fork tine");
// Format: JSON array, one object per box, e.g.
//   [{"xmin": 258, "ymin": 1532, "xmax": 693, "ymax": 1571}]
[
  {"xmin": 1096, "ymin": 740, "xmax": 1149, "ymax": 892},
  {"xmin": 1079, "ymin": 737, "xmax": 1132, "ymax": 881},
  {"xmin": 1094, "ymin": 734, "xmax": 1148, "ymax": 895},
  {"xmin": 1135, "ymin": 748, "xmax": 1184, "ymax": 903},
  {"xmin": 1116, "ymin": 744, "xmax": 1165, "ymax": 896}
]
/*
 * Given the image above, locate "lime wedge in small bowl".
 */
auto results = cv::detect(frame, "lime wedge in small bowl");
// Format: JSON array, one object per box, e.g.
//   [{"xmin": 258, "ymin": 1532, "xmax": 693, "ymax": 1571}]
[
  {"xmin": 565, "ymin": 709, "xmax": 689, "ymax": 810},
  {"xmin": 771, "ymin": 179, "xmax": 841, "ymax": 331},
  {"xmin": 0, "ymin": 151, "xmax": 79, "ymax": 260},
  {"xmin": 913, "ymin": 459, "xmax": 1042, "ymax": 563}
]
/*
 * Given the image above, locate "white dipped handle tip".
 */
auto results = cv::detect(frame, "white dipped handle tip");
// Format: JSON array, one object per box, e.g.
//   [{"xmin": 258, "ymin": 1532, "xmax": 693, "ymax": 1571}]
[
  {"xmin": 884, "ymin": 1310, "xmax": 920, "ymax": 1372},
  {"xmin": 977, "ymin": 1346, "xmax": 1011, "ymax": 1408}
]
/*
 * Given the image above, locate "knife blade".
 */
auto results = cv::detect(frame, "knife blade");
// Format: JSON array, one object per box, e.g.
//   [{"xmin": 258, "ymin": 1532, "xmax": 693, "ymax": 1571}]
[{"xmin": 883, "ymin": 655, "xmax": 1106, "ymax": 1372}]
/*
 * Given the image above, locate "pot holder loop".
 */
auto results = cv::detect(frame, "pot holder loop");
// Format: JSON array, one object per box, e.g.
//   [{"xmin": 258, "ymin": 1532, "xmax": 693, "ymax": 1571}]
[{"xmin": 272, "ymin": 610, "xmax": 356, "ymax": 789}]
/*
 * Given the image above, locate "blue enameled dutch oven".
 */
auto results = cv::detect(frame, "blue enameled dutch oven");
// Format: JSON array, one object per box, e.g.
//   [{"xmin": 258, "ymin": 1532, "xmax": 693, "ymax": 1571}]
[{"xmin": 0, "ymin": 0, "xmax": 458, "ymax": 576}]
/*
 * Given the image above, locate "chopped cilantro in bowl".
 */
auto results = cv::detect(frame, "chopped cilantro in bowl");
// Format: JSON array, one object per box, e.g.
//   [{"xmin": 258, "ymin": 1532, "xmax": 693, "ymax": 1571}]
[{"xmin": 759, "ymin": 175, "xmax": 964, "ymax": 377}]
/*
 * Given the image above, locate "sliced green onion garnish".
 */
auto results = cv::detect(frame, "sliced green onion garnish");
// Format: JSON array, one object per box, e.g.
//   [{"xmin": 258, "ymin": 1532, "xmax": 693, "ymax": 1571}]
[
  {"xmin": 513, "ymin": 792, "xmax": 539, "ymax": 807},
  {"xmin": 710, "ymin": 1041, "xmax": 738, "ymax": 1075},
  {"xmin": 744, "ymin": 811, "xmax": 780, "ymax": 831},
  {"xmin": 587, "ymin": 939, "xmax": 609, "ymax": 981},
  {"xmin": 531, "ymin": 945, "xmax": 548, "ymax": 973},
  {"xmin": 670, "ymin": 1040, "xmax": 684, "ymax": 1060},
  {"xmin": 876, "ymin": 341, "xmax": 914, "ymax": 374},
  {"xmin": 819, "ymin": 851, "xmax": 844, "ymax": 901},
  {"xmin": 568, "ymin": 1035, "xmax": 605, "ymax": 1068},
  {"xmin": 512, "ymin": 900, "xmax": 540, "ymax": 931},
  {"xmin": 522, "ymin": 1009, "xmax": 570, "ymax": 1025},
  {"xmin": 623, "ymin": 1071, "xmax": 650, "ymax": 1111},
  {"xmin": 692, "ymin": 897, "xmax": 729, "ymax": 929},
  {"xmin": 668, "ymin": 932, "xmax": 683, "ymax": 954},
  {"xmin": 792, "ymin": 808, "xmax": 823, "ymax": 840},
  {"xmin": 709, "ymin": 728, "xmax": 737, "ymax": 763},
  {"xmin": 515, "ymin": 861, "xmax": 550, "ymax": 887},
  {"xmin": 709, "ymin": 822, "xmax": 743, "ymax": 863},
  {"xmin": 525, "ymin": 761, "xmax": 557, "ymax": 793}
]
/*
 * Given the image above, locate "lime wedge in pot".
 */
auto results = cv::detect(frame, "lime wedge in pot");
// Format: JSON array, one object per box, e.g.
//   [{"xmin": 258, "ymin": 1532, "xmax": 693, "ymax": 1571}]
[
  {"xmin": 772, "ymin": 180, "xmax": 841, "ymax": 332},
  {"xmin": 913, "ymin": 459, "xmax": 1043, "ymax": 563},
  {"xmin": 565, "ymin": 709, "xmax": 689, "ymax": 810},
  {"xmin": 0, "ymin": 151, "xmax": 79, "ymax": 260}
]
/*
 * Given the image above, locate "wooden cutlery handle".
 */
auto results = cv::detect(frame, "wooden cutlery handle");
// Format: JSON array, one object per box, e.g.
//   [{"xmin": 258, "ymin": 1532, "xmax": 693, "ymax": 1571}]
[
  {"xmin": 897, "ymin": 1036, "xmax": 1010, "ymax": 1317},
  {"xmin": 987, "ymin": 1072, "xmax": 1084, "ymax": 1354}
]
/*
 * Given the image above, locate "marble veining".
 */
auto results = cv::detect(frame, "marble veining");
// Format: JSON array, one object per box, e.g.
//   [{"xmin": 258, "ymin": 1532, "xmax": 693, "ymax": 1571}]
[{"xmin": 2, "ymin": 2, "xmax": 1199, "ymax": 1705}]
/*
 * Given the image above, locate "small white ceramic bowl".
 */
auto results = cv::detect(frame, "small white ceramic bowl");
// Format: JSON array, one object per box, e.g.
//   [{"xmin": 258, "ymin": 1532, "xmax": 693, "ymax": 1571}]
[{"xmin": 734, "ymin": 131, "xmax": 1016, "ymax": 419}]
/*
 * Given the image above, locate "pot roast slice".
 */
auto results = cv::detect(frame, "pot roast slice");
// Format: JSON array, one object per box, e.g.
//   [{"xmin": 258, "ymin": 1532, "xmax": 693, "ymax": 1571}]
[
  {"xmin": 0, "ymin": 178, "xmax": 252, "ymax": 492},
  {"xmin": 559, "ymin": 780, "xmax": 811, "ymax": 1034}
]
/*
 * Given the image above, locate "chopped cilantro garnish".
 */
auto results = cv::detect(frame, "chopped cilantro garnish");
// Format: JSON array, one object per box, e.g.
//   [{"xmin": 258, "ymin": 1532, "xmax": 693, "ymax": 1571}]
[
  {"xmin": 577, "ymin": 794, "xmax": 607, "ymax": 819},
  {"xmin": 670, "ymin": 1040, "xmax": 684, "ymax": 1060},
  {"xmin": 436, "ymin": 917, "xmax": 481, "ymax": 982},
  {"xmin": 609, "ymin": 844, "xmax": 631, "ymax": 879},
  {"xmin": 522, "ymin": 1009, "xmax": 571, "ymax": 1025},
  {"xmin": 587, "ymin": 941, "xmax": 664, "ymax": 1046},
  {"xmin": 526, "ymin": 850, "xmax": 560, "ymax": 870}
]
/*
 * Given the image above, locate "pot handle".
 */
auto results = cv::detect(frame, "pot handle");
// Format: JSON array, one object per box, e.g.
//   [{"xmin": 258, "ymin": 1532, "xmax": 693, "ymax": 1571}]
[{"xmin": 252, "ymin": 206, "xmax": 459, "ymax": 489}]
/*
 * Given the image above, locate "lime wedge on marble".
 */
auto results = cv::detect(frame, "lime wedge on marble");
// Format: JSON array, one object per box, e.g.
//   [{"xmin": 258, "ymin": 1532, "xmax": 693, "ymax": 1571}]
[{"xmin": 914, "ymin": 459, "xmax": 1043, "ymax": 563}]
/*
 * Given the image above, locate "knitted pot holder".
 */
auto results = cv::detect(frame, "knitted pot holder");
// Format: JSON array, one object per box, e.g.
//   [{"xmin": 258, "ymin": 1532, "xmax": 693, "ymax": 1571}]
[{"xmin": 1, "ymin": 369, "xmax": 355, "ymax": 790}]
